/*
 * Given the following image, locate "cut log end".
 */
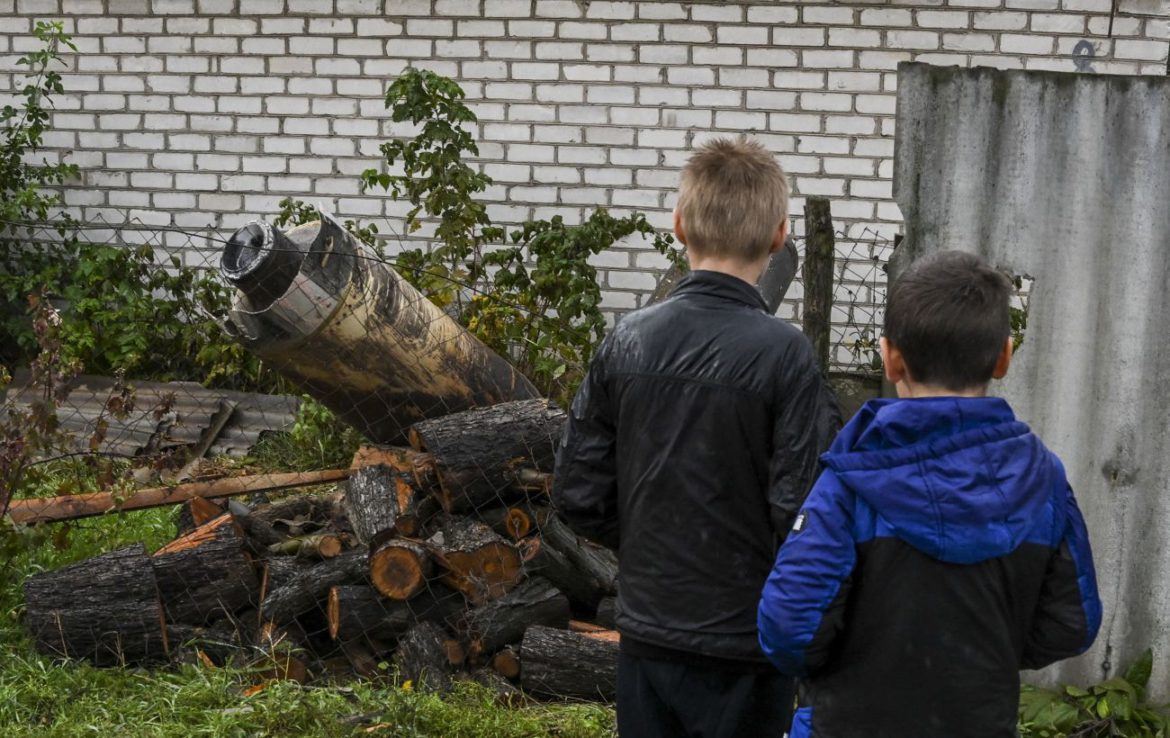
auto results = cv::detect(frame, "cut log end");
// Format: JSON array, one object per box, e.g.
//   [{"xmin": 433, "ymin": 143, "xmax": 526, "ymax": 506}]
[
  {"xmin": 491, "ymin": 646, "xmax": 521, "ymax": 680},
  {"xmin": 370, "ymin": 539, "xmax": 433, "ymax": 601}
]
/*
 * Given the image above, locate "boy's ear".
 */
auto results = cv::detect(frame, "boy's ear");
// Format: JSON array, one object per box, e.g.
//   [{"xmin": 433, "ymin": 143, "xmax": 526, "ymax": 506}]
[
  {"xmin": 673, "ymin": 209, "xmax": 688, "ymax": 246},
  {"xmin": 880, "ymin": 336, "xmax": 907, "ymax": 385},
  {"xmin": 991, "ymin": 337, "xmax": 1013, "ymax": 379},
  {"xmin": 769, "ymin": 218, "xmax": 789, "ymax": 254}
]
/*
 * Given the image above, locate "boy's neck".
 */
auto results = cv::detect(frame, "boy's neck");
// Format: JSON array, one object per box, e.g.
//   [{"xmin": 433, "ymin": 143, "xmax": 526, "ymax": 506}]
[
  {"xmin": 895, "ymin": 380, "xmax": 989, "ymax": 399},
  {"xmin": 687, "ymin": 250, "xmax": 770, "ymax": 286}
]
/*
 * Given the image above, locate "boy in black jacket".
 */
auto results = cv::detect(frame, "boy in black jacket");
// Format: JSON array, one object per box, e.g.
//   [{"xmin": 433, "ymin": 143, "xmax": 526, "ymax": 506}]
[
  {"xmin": 553, "ymin": 137, "xmax": 840, "ymax": 738},
  {"xmin": 758, "ymin": 251, "xmax": 1102, "ymax": 738}
]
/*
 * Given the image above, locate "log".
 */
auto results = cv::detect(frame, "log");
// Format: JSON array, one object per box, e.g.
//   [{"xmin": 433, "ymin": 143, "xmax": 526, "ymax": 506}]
[
  {"xmin": 261, "ymin": 548, "xmax": 367, "ymax": 624},
  {"xmin": 520, "ymin": 529, "xmax": 615, "ymax": 613},
  {"xmin": 350, "ymin": 445, "xmax": 436, "ymax": 489},
  {"xmin": 369, "ymin": 538, "xmax": 434, "ymax": 600},
  {"xmin": 461, "ymin": 668, "xmax": 526, "ymax": 707},
  {"xmin": 152, "ymin": 514, "xmax": 260, "ymax": 624},
  {"xmin": 253, "ymin": 620, "xmax": 309, "ymax": 683},
  {"xmin": 479, "ymin": 504, "xmax": 534, "ymax": 541},
  {"xmin": 462, "ymin": 577, "xmax": 570, "ymax": 660},
  {"xmin": 408, "ymin": 399, "xmax": 565, "ymax": 514},
  {"xmin": 802, "ymin": 196, "xmax": 835, "ymax": 370},
  {"xmin": 226, "ymin": 499, "xmax": 285, "ymax": 553},
  {"xmin": 491, "ymin": 646, "xmax": 521, "ymax": 680},
  {"xmin": 176, "ymin": 496, "xmax": 226, "ymax": 537},
  {"xmin": 594, "ymin": 596, "xmax": 618, "ymax": 630},
  {"xmin": 248, "ymin": 493, "xmax": 338, "ymax": 528},
  {"xmin": 167, "ymin": 621, "xmax": 245, "ymax": 666},
  {"xmin": 427, "ymin": 516, "xmax": 523, "ymax": 605},
  {"xmin": 267, "ymin": 533, "xmax": 344, "ymax": 559},
  {"xmin": 535, "ymin": 509, "xmax": 618, "ymax": 610},
  {"xmin": 23, "ymin": 544, "xmax": 169, "ymax": 666},
  {"xmin": 519, "ymin": 625, "xmax": 619, "ymax": 702},
  {"xmin": 345, "ymin": 464, "xmax": 424, "ymax": 544},
  {"xmin": 326, "ymin": 583, "xmax": 466, "ymax": 644},
  {"xmin": 7, "ymin": 469, "xmax": 350, "ymax": 525},
  {"xmin": 393, "ymin": 621, "xmax": 455, "ymax": 693}
]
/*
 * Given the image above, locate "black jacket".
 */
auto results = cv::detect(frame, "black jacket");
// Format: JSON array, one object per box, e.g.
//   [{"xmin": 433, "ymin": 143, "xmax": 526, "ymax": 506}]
[
  {"xmin": 758, "ymin": 398, "xmax": 1102, "ymax": 738},
  {"xmin": 553, "ymin": 270, "xmax": 841, "ymax": 664}
]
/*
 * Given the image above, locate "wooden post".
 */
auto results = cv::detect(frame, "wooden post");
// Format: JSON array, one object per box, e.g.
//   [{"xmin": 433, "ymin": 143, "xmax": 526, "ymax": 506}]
[{"xmin": 802, "ymin": 197, "xmax": 835, "ymax": 371}]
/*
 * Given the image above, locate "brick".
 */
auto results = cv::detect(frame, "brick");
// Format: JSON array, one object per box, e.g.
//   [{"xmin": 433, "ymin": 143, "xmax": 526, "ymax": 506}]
[
  {"xmin": 850, "ymin": 179, "xmax": 893, "ymax": 199},
  {"xmin": 802, "ymin": 50, "xmax": 858, "ymax": 68},
  {"xmin": 407, "ymin": 19, "xmax": 454, "ymax": 36},
  {"xmin": 827, "ymin": 71, "xmax": 882, "ymax": 92},
  {"xmin": 608, "ymin": 270, "xmax": 656, "ymax": 291},
  {"xmin": 535, "ymin": 0, "xmax": 583, "ymax": 18},
  {"xmin": 638, "ymin": 2, "xmax": 685, "ymax": 20},
  {"xmin": 508, "ymin": 20, "xmax": 557, "ymax": 37},
  {"xmin": 537, "ymin": 41, "xmax": 584, "ymax": 59},
  {"xmin": 774, "ymin": 70, "xmax": 827, "ymax": 90},
  {"xmin": 747, "ymin": 48, "xmax": 799, "ymax": 67},
  {"xmin": 1005, "ymin": 0, "xmax": 1059, "ymax": 8},
  {"xmin": 613, "ymin": 22, "xmax": 659, "ymax": 41},
  {"xmin": 916, "ymin": 10, "xmax": 971, "ymax": 28},
  {"xmin": 746, "ymin": 90, "xmax": 798, "ymax": 109},
  {"xmin": 610, "ymin": 148, "xmax": 657, "ymax": 165},
  {"xmin": 485, "ymin": 40, "xmax": 531, "ymax": 58},
  {"xmin": 825, "ymin": 116, "xmax": 878, "ymax": 135},
  {"xmin": 692, "ymin": 88, "xmax": 742, "ymax": 106},
  {"xmin": 559, "ymin": 21, "xmax": 607, "ymax": 39},
  {"xmin": 339, "ymin": 38, "xmax": 387, "ymax": 56},
  {"xmin": 153, "ymin": 0, "xmax": 197, "ymax": 14},
  {"xmin": 284, "ymin": 117, "xmax": 331, "ymax": 135},
  {"xmin": 858, "ymin": 51, "xmax": 913, "ymax": 70},
  {"xmin": 797, "ymin": 136, "xmax": 850, "ymax": 154},
  {"xmin": 512, "ymin": 62, "xmax": 560, "ymax": 80},
  {"xmin": 560, "ymin": 105, "xmax": 608, "ymax": 124},
  {"xmin": 973, "ymin": 11, "xmax": 1029, "ymax": 30},
  {"xmin": 638, "ymin": 128, "xmax": 687, "ymax": 148},
  {"xmin": 770, "ymin": 112, "xmax": 822, "ymax": 132},
  {"xmin": 663, "ymin": 24, "xmax": 712, "ymax": 43},
  {"xmin": 103, "ymin": 37, "xmax": 146, "ymax": 53},
  {"xmin": 82, "ymin": 93, "xmax": 126, "ymax": 110},
  {"xmin": 796, "ymin": 177, "xmax": 846, "ymax": 197},
  {"xmin": 856, "ymin": 94, "xmax": 896, "ymax": 115},
  {"xmin": 716, "ymin": 25, "xmax": 770, "ymax": 45},
  {"xmin": 640, "ymin": 86, "xmax": 689, "ymax": 105},
  {"xmin": 484, "ymin": 0, "xmax": 532, "ymax": 16},
  {"xmin": 357, "ymin": 18, "xmax": 404, "ymax": 36},
  {"xmin": 943, "ymin": 33, "xmax": 995, "ymax": 52},
  {"xmin": 1000, "ymin": 34, "xmax": 1056, "ymax": 54},
  {"xmin": 691, "ymin": 4, "xmax": 743, "ymax": 22},
  {"xmin": 434, "ymin": 0, "xmax": 476, "ymax": 14},
  {"xmin": 585, "ymin": 1, "xmax": 634, "ymax": 19},
  {"xmin": 640, "ymin": 44, "xmax": 689, "ymax": 63},
  {"xmin": 719, "ymin": 67, "xmax": 770, "ymax": 87},
  {"xmin": 166, "ymin": 56, "xmax": 211, "ymax": 73},
  {"xmin": 693, "ymin": 46, "xmax": 743, "ymax": 65},
  {"xmin": 800, "ymin": 92, "xmax": 853, "ymax": 112},
  {"xmin": 587, "ymin": 43, "xmax": 636, "ymax": 62},
  {"xmin": 715, "ymin": 110, "xmax": 767, "ymax": 130},
  {"xmin": 773, "ymin": 28, "xmax": 826, "ymax": 46},
  {"xmin": 483, "ymin": 123, "xmax": 531, "ymax": 141},
  {"xmin": 613, "ymin": 64, "xmax": 662, "ymax": 82},
  {"xmin": 1030, "ymin": 13, "xmax": 1087, "ymax": 33},
  {"xmin": 214, "ymin": 18, "xmax": 259, "ymax": 35},
  {"xmin": 1115, "ymin": 39, "xmax": 1168, "ymax": 60},
  {"xmin": 587, "ymin": 85, "xmax": 635, "ymax": 104},
  {"xmin": 859, "ymin": 9, "xmax": 912, "ymax": 26},
  {"xmin": 563, "ymin": 63, "xmax": 611, "ymax": 81},
  {"xmin": 828, "ymin": 28, "xmax": 882, "ymax": 47},
  {"xmin": 886, "ymin": 31, "xmax": 940, "ymax": 50},
  {"xmin": 666, "ymin": 66, "xmax": 715, "ymax": 86}
]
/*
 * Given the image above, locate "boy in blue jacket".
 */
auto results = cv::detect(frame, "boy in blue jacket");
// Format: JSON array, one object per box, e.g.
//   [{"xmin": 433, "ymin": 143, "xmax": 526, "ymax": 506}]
[{"xmin": 758, "ymin": 251, "xmax": 1101, "ymax": 738}]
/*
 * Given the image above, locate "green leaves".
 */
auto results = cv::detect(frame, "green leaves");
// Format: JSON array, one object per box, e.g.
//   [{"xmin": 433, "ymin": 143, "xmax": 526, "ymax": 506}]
[{"xmin": 1019, "ymin": 650, "xmax": 1169, "ymax": 738}]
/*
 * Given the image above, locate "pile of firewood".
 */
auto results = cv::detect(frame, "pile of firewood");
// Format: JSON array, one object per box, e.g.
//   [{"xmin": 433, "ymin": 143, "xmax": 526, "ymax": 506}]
[{"xmin": 22, "ymin": 399, "xmax": 621, "ymax": 702}]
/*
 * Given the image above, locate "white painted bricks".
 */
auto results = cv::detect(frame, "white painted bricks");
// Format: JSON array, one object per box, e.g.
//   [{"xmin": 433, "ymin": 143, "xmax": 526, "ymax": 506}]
[{"xmin": 4, "ymin": 0, "xmax": 1167, "ymax": 321}]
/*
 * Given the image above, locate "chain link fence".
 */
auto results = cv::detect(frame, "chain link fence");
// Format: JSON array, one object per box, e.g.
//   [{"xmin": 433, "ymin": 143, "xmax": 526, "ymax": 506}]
[{"xmin": 1, "ymin": 209, "xmax": 892, "ymax": 702}]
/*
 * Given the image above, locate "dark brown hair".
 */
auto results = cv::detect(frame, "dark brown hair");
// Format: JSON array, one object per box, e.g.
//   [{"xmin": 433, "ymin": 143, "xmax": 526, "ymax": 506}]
[{"xmin": 884, "ymin": 251, "xmax": 1012, "ymax": 391}]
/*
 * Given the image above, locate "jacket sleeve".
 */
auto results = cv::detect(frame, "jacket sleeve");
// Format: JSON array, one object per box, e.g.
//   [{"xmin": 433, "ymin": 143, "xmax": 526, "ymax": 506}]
[
  {"xmin": 550, "ymin": 341, "xmax": 620, "ymax": 550},
  {"xmin": 1021, "ymin": 485, "xmax": 1102, "ymax": 670},
  {"xmin": 758, "ymin": 473, "xmax": 856, "ymax": 677},
  {"xmin": 768, "ymin": 342, "xmax": 843, "ymax": 540}
]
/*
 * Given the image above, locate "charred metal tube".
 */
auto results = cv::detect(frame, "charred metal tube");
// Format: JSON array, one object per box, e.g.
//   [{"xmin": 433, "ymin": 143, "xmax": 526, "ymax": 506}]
[{"xmin": 220, "ymin": 214, "xmax": 540, "ymax": 444}]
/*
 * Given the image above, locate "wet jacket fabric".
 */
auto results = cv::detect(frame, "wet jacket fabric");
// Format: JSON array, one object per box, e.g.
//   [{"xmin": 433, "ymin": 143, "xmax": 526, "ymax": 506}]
[
  {"xmin": 552, "ymin": 270, "xmax": 841, "ymax": 665},
  {"xmin": 758, "ymin": 397, "xmax": 1102, "ymax": 738}
]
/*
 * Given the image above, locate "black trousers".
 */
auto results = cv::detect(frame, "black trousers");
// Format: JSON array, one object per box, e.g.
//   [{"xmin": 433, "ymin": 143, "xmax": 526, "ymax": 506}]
[{"xmin": 617, "ymin": 652, "xmax": 794, "ymax": 738}]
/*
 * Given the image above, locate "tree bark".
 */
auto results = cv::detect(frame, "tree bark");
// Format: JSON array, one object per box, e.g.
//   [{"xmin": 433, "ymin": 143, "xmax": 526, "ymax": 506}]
[
  {"xmin": 519, "ymin": 625, "xmax": 619, "ymax": 701},
  {"xmin": 461, "ymin": 577, "xmax": 570, "ymax": 660},
  {"xmin": 327, "ymin": 583, "xmax": 466, "ymax": 644},
  {"xmin": 393, "ymin": 621, "xmax": 456, "ymax": 693},
  {"xmin": 802, "ymin": 196, "xmax": 835, "ymax": 371},
  {"xmin": 522, "ymin": 510, "xmax": 618, "ymax": 611},
  {"xmin": 594, "ymin": 596, "xmax": 618, "ymax": 630},
  {"xmin": 408, "ymin": 399, "xmax": 565, "ymax": 514},
  {"xmin": 152, "ymin": 514, "xmax": 260, "ymax": 625},
  {"xmin": 369, "ymin": 538, "xmax": 434, "ymax": 600},
  {"xmin": 261, "ymin": 548, "xmax": 367, "ymax": 624},
  {"xmin": 267, "ymin": 533, "xmax": 344, "ymax": 559},
  {"xmin": 23, "ymin": 544, "xmax": 169, "ymax": 666},
  {"xmin": 427, "ymin": 516, "xmax": 523, "ymax": 605},
  {"xmin": 345, "ymin": 464, "xmax": 424, "ymax": 543}
]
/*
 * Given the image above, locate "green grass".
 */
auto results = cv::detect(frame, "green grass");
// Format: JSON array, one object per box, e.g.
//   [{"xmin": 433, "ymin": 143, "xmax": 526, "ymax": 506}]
[{"xmin": 0, "ymin": 507, "xmax": 614, "ymax": 738}]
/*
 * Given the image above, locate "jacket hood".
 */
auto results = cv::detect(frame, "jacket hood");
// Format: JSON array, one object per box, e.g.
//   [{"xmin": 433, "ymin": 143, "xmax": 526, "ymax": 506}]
[{"xmin": 822, "ymin": 397, "xmax": 1065, "ymax": 564}]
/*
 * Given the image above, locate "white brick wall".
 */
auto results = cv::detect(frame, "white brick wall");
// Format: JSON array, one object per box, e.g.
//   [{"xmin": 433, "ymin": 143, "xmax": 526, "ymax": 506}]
[{"xmin": 1, "ymin": 0, "xmax": 1168, "ymax": 324}]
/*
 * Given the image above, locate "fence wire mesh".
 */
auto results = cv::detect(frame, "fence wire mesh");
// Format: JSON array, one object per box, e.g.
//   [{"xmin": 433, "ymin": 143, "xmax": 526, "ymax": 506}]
[{"xmin": 1, "ymin": 211, "xmax": 891, "ymax": 702}]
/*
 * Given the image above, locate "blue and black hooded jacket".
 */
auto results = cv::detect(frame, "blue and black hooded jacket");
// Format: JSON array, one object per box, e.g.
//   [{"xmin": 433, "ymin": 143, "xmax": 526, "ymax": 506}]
[{"xmin": 758, "ymin": 397, "xmax": 1101, "ymax": 738}]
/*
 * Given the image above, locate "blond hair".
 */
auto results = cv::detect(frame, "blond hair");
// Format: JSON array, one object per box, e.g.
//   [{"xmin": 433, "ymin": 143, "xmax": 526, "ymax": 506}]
[{"xmin": 676, "ymin": 136, "xmax": 789, "ymax": 262}]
